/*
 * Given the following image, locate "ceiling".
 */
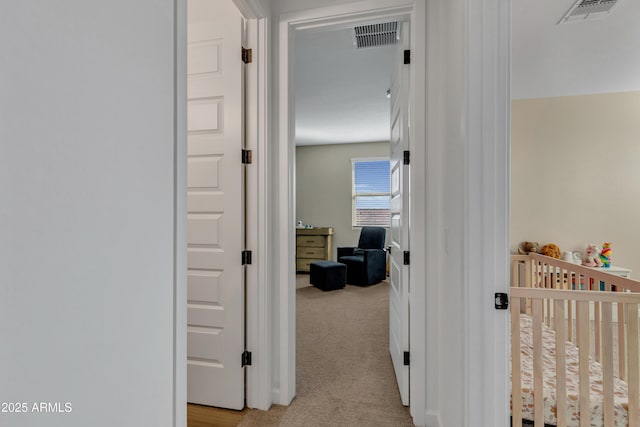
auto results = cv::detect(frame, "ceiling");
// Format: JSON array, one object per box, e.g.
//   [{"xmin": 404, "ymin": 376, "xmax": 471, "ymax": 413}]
[
  {"xmin": 294, "ymin": 0, "xmax": 640, "ymax": 146},
  {"xmin": 512, "ymin": 0, "xmax": 640, "ymax": 100},
  {"xmin": 294, "ymin": 27, "xmax": 396, "ymax": 146}
]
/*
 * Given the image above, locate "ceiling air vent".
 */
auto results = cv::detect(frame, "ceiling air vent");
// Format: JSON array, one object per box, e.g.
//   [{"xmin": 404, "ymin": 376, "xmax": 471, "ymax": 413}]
[
  {"xmin": 559, "ymin": 0, "xmax": 622, "ymax": 23},
  {"xmin": 353, "ymin": 22, "xmax": 398, "ymax": 49}
]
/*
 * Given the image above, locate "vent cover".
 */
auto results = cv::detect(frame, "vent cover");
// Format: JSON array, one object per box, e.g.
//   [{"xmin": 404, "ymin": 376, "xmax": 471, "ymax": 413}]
[
  {"xmin": 559, "ymin": 0, "xmax": 621, "ymax": 23},
  {"xmin": 353, "ymin": 22, "xmax": 398, "ymax": 49}
]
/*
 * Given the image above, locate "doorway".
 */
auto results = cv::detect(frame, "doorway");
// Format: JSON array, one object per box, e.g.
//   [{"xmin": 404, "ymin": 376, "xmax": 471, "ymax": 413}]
[
  {"xmin": 185, "ymin": 0, "xmax": 271, "ymax": 414},
  {"xmin": 286, "ymin": 15, "xmax": 412, "ymax": 423},
  {"xmin": 277, "ymin": 2, "xmax": 425, "ymax": 419}
]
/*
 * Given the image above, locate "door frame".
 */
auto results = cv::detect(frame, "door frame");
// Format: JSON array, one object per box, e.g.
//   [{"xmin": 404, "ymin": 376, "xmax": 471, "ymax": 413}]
[
  {"xmin": 241, "ymin": 8, "xmax": 272, "ymax": 411},
  {"xmin": 227, "ymin": 0, "xmax": 273, "ymax": 412},
  {"xmin": 274, "ymin": 0, "xmax": 427, "ymax": 421},
  {"xmin": 174, "ymin": 3, "xmax": 187, "ymax": 426}
]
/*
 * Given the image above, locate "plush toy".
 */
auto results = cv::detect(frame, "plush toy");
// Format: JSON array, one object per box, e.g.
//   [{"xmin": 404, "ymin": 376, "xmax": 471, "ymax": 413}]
[
  {"xmin": 540, "ymin": 243, "xmax": 561, "ymax": 259},
  {"xmin": 583, "ymin": 243, "xmax": 603, "ymax": 267},
  {"xmin": 518, "ymin": 241, "xmax": 539, "ymax": 255},
  {"xmin": 600, "ymin": 242, "xmax": 612, "ymax": 268}
]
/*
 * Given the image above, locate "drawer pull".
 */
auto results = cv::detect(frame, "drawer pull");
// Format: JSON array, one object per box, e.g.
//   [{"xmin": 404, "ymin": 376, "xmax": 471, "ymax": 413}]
[
  {"xmin": 306, "ymin": 240, "xmax": 315, "ymax": 243},
  {"xmin": 306, "ymin": 252, "xmax": 314, "ymax": 255}
]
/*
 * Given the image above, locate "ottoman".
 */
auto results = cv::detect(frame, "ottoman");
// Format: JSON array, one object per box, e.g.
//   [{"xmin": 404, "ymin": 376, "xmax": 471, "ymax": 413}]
[{"xmin": 309, "ymin": 261, "xmax": 347, "ymax": 291}]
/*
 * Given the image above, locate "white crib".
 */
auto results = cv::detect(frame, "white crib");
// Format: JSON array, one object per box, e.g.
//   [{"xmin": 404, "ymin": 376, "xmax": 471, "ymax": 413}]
[{"xmin": 511, "ymin": 253, "xmax": 640, "ymax": 427}]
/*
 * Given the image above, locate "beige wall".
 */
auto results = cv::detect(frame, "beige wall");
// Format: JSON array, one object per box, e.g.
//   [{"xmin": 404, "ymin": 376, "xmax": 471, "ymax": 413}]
[
  {"xmin": 296, "ymin": 142, "xmax": 389, "ymax": 258},
  {"xmin": 511, "ymin": 91, "xmax": 640, "ymax": 277}
]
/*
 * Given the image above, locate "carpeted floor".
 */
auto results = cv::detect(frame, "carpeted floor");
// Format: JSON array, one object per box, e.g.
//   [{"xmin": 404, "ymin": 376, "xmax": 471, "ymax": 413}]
[{"xmin": 239, "ymin": 279, "xmax": 413, "ymax": 427}]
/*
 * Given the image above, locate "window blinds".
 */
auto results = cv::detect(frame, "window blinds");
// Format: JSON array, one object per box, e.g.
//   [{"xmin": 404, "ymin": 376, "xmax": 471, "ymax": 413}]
[{"xmin": 353, "ymin": 160, "xmax": 391, "ymax": 227}]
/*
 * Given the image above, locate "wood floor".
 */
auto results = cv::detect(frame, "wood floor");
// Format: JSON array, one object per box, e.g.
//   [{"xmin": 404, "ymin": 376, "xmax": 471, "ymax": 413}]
[{"xmin": 187, "ymin": 404, "xmax": 247, "ymax": 427}]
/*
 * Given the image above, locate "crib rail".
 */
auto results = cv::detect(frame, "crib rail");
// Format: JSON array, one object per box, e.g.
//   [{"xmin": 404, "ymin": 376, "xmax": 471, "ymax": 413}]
[
  {"xmin": 512, "ymin": 254, "xmax": 640, "ymax": 369},
  {"xmin": 511, "ymin": 253, "xmax": 640, "ymax": 294},
  {"xmin": 511, "ymin": 287, "xmax": 640, "ymax": 427}
]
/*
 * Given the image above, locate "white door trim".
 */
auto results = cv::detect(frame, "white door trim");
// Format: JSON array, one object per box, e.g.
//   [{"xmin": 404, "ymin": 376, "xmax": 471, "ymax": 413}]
[
  {"xmin": 244, "ymin": 15, "xmax": 272, "ymax": 411},
  {"xmin": 275, "ymin": 2, "xmax": 427, "ymax": 424},
  {"xmin": 174, "ymin": 0, "xmax": 187, "ymax": 426},
  {"xmin": 228, "ymin": 0, "xmax": 273, "ymax": 412},
  {"xmin": 222, "ymin": 0, "xmax": 272, "ymax": 412}
]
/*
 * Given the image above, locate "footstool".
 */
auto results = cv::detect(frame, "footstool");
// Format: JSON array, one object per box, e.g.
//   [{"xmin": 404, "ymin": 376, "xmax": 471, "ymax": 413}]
[{"xmin": 309, "ymin": 261, "xmax": 347, "ymax": 291}]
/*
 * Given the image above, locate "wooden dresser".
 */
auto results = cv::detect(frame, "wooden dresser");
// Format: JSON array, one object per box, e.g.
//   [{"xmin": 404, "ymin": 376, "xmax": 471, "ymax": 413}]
[{"xmin": 296, "ymin": 227, "xmax": 334, "ymax": 272}]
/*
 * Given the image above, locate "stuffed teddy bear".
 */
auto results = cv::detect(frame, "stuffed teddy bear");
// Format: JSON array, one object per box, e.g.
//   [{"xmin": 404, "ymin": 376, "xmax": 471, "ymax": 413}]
[
  {"xmin": 518, "ymin": 241, "xmax": 539, "ymax": 255},
  {"xmin": 583, "ymin": 243, "xmax": 603, "ymax": 267},
  {"xmin": 540, "ymin": 243, "xmax": 561, "ymax": 259}
]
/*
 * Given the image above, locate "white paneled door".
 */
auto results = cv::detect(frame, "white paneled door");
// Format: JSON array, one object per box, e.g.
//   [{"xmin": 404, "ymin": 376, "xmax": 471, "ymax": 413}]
[
  {"xmin": 187, "ymin": 0, "xmax": 245, "ymax": 409},
  {"xmin": 389, "ymin": 21, "xmax": 410, "ymax": 406}
]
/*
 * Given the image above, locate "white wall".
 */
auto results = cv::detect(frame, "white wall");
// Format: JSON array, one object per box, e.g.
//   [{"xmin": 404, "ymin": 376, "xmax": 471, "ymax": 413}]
[
  {"xmin": 0, "ymin": 2, "xmax": 180, "ymax": 427},
  {"xmin": 424, "ymin": 0, "xmax": 510, "ymax": 425},
  {"xmin": 512, "ymin": 91, "xmax": 640, "ymax": 277},
  {"xmin": 296, "ymin": 142, "xmax": 389, "ymax": 256},
  {"xmin": 424, "ymin": 1, "xmax": 465, "ymax": 425}
]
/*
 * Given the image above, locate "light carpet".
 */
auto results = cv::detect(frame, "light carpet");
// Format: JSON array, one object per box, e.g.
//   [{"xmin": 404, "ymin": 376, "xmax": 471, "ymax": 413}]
[{"xmin": 239, "ymin": 280, "xmax": 413, "ymax": 427}]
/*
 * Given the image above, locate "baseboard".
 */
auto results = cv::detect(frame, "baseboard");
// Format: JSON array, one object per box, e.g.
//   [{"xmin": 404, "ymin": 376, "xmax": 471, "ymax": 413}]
[
  {"xmin": 271, "ymin": 387, "xmax": 280, "ymax": 405},
  {"xmin": 425, "ymin": 411, "xmax": 441, "ymax": 427}
]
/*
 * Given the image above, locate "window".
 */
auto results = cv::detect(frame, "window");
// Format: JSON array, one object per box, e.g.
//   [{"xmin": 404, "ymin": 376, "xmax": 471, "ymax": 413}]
[{"xmin": 352, "ymin": 158, "xmax": 391, "ymax": 227}]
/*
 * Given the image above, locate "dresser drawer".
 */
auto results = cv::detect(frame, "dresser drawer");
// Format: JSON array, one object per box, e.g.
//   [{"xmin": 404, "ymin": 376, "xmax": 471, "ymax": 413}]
[
  {"xmin": 297, "ymin": 246, "xmax": 326, "ymax": 259},
  {"xmin": 296, "ymin": 258, "xmax": 324, "ymax": 272},
  {"xmin": 296, "ymin": 227, "xmax": 334, "ymax": 272},
  {"xmin": 296, "ymin": 235, "xmax": 326, "ymax": 248}
]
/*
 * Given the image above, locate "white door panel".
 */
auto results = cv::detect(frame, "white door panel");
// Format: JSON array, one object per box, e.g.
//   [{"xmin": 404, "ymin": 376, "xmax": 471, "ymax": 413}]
[
  {"xmin": 188, "ymin": 306, "xmax": 226, "ymax": 329},
  {"xmin": 187, "ymin": 214, "xmax": 221, "ymax": 245},
  {"xmin": 187, "ymin": 0, "xmax": 245, "ymax": 410},
  {"xmin": 188, "ymin": 270, "xmax": 221, "ymax": 302},
  {"xmin": 189, "ymin": 133, "xmax": 228, "ymax": 155},
  {"xmin": 188, "ymin": 78, "xmax": 225, "ymax": 99},
  {"xmin": 389, "ymin": 21, "xmax": 410, "ymax": 407},
  {"xmin": 187, "ymin": 248, "xmax": 225, "ymax": 270},
  {"xmin": 188, "ymin": 192, "xmax": 224, "ymax": 212},
  {"xmin": 188, "ymin": 327, "xmax": 223, "ymax": 361},
  {"xmin": 187, "ymin": 156, "xmax": 222, "ymax": 188},
  {"xmin": 188, "ymin": 41, "xmax": 221, "ymax": 75},
  {"xmin": 188, "ymin": 100, "xmax": 221, "ymax": 132}
]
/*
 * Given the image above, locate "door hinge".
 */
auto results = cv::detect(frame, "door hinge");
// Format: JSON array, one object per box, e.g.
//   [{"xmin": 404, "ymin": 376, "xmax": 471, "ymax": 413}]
[
  {"xmin": 495, "ymin": 293, "xmax": 509, "ymax": 310},
  {"xmin": 241, "ymin": 351, "xmax": 252, "ymax": 367},
  {"xmin": 242, "ymin": 250, "xmax": 252, "ymax": 265},
  {"xmin": 242, "ymin": 47, "xmax": 252, "ymax": 64},
  {"xmin": 242, "ymin": 149, "xmax": 253, "ymax": 165},
  {"xmin": 403, "ymin": 251, "xmax": 410, "ymax": 265},
  {"xmin": 403, "ymin": 49, "xmax": 410, "ymax": 65},
  {"xmin": 403, "ymin": 150, "xmax": 410, "ymax": 165},
  {"xmin": 403, "ymin": 351, "xmax": 410, "ymax": 366}
]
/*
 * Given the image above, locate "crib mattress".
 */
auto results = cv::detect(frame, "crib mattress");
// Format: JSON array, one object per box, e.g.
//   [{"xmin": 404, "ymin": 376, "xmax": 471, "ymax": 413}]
[{"xmin": 512, "ymin": 314, "xmax": 631, "ymax": 426}]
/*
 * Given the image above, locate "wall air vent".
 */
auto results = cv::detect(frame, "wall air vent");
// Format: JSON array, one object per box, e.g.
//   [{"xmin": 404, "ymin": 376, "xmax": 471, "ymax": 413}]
[
  {"xmin": 353, "ymin": 22, "xmax": 398, "ymax": 49},
  {"xmin": 559, "ymin": 0, "xmax": 622, "ymax": 23}
]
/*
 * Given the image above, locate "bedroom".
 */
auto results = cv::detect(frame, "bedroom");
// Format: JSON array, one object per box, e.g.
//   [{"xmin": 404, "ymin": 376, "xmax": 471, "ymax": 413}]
[
  {"xmin": 294, "ymin": 25, "xmax": 394, "ymax": 270},
  {"xmin": 511, "ymin": 0, "xmax": 640, "ymax": 276},
  {"xmin": 510, "ymin": 0, "xmax": 640, "ymax": 425}
]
